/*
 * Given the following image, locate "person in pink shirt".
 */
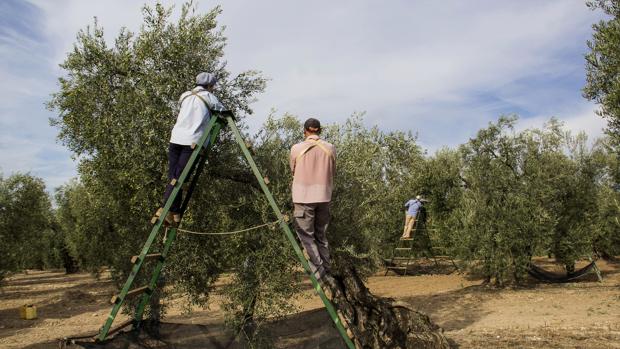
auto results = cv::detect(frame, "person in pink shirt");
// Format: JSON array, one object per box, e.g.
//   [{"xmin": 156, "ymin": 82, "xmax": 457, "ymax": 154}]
[{"xmin": 290, "ymin": 118, "xmax": 335, "ymax": 281}]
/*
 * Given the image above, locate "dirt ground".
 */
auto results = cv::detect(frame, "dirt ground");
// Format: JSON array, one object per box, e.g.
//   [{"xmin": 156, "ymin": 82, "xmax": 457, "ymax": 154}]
[{"xmin": 1, "ymin": 258, "xmax": 619, "ymax": 348}]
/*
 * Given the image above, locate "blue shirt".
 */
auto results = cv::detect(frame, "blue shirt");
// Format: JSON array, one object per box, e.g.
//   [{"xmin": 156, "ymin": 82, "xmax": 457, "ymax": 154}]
[{"xmin": 405, "ymin": 199, "xmax": 422, "ymax": 216}]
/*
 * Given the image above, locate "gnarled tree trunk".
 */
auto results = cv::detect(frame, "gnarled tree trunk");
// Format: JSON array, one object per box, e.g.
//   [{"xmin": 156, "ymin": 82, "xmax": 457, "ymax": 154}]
[{"xmin": 329, "ymin": 267, "xmax": 452, "ymax": 349}]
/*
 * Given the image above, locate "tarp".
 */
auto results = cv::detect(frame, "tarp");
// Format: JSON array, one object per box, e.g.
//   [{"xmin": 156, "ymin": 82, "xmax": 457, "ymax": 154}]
[{"xmin": 527, "ymin": 261, "xmax": 598, "ymax": 283}]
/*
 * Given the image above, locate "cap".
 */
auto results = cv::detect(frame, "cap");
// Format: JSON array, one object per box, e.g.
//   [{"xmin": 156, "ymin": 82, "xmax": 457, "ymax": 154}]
[{"xmin": 196, "ymin": 72, "xmax": 217, "ymax": 87}]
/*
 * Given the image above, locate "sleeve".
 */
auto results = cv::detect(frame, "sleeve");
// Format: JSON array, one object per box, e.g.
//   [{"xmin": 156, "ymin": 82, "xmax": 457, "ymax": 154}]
[
  {"xmin": 204, "ymin": 92, "xmax": 225, "ymax": 112},
  {"xmin": 290, "ymin": 146, "xmax": 296, "ymax": 173},
  {"xmin": 331, "ymin": 144, "xmax": 336, "ymax": 174}
]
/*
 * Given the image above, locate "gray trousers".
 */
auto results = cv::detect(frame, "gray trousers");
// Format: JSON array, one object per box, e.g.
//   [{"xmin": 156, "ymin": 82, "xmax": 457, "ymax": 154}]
[{"xmin": 293, "ymin": 202, "xmax": 331, "ymax": 278}]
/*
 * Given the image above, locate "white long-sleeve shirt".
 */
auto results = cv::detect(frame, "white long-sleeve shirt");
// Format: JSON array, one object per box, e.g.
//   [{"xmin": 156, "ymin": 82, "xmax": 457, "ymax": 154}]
[{"xmin": 170, "ymin": 86, "xmax": 225, "ymax": 146}]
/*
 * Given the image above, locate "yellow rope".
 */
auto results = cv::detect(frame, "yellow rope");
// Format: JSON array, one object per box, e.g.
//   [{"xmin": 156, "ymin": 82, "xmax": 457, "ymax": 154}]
[{"xmin": 176, "ymin": 218, "xmax": 283, "ymax": 236}]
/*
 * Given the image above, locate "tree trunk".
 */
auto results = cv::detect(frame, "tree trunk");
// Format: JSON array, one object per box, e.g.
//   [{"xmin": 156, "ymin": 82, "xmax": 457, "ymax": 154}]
[
  {"xmin": 62, "ymin": 245, "xmax": 79, "ymax": 274},
  {"xmin": 329, "ymin": 267, "xmax": 452, "ymax": 349}
]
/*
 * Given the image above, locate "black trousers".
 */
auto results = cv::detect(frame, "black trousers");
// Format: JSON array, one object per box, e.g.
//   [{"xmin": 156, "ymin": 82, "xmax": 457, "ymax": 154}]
[{"xmin": 162, "ymin": 143, "xmax": 193, "ymax": 213}]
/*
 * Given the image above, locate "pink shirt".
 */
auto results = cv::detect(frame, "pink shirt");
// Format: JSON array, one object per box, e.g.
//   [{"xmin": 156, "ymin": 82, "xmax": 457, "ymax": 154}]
[{"xmin": 290, "ymin": 135, "xmax": 336, "ymax": 203}]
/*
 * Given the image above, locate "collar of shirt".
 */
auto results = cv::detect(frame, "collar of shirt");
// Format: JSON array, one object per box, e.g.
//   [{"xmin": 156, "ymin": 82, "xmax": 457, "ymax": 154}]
[{"xmin": 305, "ymin": 135, "xmax": 320, "ymax": 141}]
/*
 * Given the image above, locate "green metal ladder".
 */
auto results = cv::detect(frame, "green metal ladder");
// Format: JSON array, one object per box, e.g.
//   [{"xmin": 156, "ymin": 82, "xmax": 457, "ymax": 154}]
[
  {"xmin": 96, "ymin": 111, "xmax": 356, "ymax": 349},
  {"xmin": 385, "ymin": 237, "xmax": 416, "ymax": 276}
]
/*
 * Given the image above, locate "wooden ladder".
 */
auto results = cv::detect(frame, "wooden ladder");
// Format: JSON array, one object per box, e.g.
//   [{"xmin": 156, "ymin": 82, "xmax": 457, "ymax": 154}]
[{"xmin": 385, "ymin": 238, "xmax": 415, "ymax": 276}]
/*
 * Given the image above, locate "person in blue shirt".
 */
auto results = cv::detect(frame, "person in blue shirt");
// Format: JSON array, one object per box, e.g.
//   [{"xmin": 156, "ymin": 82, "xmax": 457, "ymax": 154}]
[{"xmin": 402, "ymin": 195, "xmax": 423, "ymax": 239}]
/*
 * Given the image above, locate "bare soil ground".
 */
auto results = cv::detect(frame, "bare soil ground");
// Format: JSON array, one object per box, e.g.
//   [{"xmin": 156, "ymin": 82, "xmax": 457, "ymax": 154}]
[{"xmin": 1, "ymin": 258, "xmax": 619, "ymax": 348}]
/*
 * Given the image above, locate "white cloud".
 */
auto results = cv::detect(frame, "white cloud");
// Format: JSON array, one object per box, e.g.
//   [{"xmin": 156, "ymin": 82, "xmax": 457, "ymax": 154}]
[
  {"xmin": 214, "ymin": 1, "xmax": 599, "ymax": 124},
  {"xmin": 1, "ymin": 0, "xmax": 607, "ymax": 189},
  {"xmin": 517, "ymin": 103, "xmax": 606, "ymax": 140}
]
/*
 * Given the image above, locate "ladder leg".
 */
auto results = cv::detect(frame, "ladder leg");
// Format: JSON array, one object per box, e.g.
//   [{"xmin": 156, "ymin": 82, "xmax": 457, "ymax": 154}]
[
  {"xmin": 385, "ymin": 240, "xmax": 398, "ymax": 276},
  {"xmin": 225, "ymin": 116, "xmax": 356, "ymax": 349},
  {"xmin": 97, "ymin": 117, "xmax": 221, "ymax": 341},
  {"xmin": 133, "ymin": 228, "xmax": 178, "ymax": 324},
  {"xmin": 134, "ymin": 123, "xmax": 223, "ymax": 327},
  {"xmin": 404, "ymin": 240, "xmax": 412, "ymax": 276}
]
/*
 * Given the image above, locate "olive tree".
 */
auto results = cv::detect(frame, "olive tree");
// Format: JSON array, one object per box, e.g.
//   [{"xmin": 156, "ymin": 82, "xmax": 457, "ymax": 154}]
[
  {"xmin": 0, "ymin": 173, "xmax": 58, "ymax": 281},
  {"xmin": 584, "ymin": 0, "xmax": 620, "ymax": 149},
  {"xmin": 47, "ymin": 0, "xmax": 270, "ymax": 333}
]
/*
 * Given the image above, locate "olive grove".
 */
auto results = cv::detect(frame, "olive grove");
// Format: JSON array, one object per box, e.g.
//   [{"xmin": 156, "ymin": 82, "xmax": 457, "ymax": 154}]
[{"xmin": 40, "ymin": 1, "xmax": 620, "ymax": 347}]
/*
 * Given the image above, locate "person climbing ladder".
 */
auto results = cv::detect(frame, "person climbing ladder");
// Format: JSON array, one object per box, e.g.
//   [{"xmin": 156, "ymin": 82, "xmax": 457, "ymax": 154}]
[
  {"xmin": 289, "ymin": 118, "xmax": 337, "ymax": 284},
  {"xmin": 155, "ymin": 72, "xmax": 225, "ymax": 225},
  {"xmin": 402, "ymin": 195, "xmax": 423, "ymax": 239}
]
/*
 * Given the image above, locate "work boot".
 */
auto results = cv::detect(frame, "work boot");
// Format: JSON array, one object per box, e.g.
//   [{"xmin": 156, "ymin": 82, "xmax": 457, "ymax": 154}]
[{"xmin": 154, "ymin": 208, "xmax": 174, "ymax": 226}]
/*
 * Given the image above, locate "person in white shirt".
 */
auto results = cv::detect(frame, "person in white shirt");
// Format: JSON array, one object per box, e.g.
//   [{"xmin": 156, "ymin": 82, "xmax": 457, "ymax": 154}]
[{"xmin": 156, "ymin": 72, "xmax": 225, "ymax": 224}]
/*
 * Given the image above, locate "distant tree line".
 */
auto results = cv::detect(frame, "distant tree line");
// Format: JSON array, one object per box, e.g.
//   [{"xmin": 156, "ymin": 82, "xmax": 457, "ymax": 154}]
[{"xmin": 0, "ymin": 172, "xmax": 75, "ymax": 283}]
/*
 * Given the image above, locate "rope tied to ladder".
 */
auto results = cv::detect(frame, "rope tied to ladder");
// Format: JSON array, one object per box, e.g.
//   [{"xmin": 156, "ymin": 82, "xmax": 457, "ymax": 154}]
[{"xmin": 176, "ymin": 216, "xmax": 287, "ymax": 236}]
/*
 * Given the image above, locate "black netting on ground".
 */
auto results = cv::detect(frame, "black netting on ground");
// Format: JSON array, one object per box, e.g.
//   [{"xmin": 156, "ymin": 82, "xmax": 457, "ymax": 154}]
[{"xmin": 528, "ymin": 261, "xmax": 597, "ymax": 283}]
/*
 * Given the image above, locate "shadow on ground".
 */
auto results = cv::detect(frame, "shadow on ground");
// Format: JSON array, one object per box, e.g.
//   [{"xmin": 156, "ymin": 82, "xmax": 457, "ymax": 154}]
[
  {"xmin": 401, "ymin": 284, "xmax": 493, "ymax": 331},
  {"xmin": 43, "ymin": 309, "xmax": 345, "ymax": 349},
  {"xmin": 0, "ymin": 273, "xmax": 112, "ymax": 301}
]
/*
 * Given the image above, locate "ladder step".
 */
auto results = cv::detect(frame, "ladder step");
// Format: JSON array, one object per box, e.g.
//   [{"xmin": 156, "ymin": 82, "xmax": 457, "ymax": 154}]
[
  {"xmin": 392, "ymin": 257, "xmax": 412, "ymax": 260},
  {"xmin": 110, "ymin": 286, "xmax": 150, "ymax": 304},
  {"xmin": 400, "ymin": 238, "xmax": 413, "ymax": 241},
  {"xmin": 387, "ymin": 266, "xmax": 407, "ymax": 269},
  {"xmin": 131, "ymin": 253, "xmax": 163, "ymax": 264},
  {"xmin": 395, "ymin": 248, "xmax": 412, "ymax": 250}
]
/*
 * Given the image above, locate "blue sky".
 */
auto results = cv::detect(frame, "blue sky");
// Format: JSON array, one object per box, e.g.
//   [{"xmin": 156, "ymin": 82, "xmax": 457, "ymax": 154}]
[{"xmin": 0, "ymin": 0, "xmax": 607, "ymax": 192}]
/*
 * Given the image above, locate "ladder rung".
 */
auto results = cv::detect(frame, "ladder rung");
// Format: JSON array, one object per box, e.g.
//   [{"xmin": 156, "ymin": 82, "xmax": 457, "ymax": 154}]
[
  {"xmin": 131, "ymin": 253, "xmax": 163, "ymax": 264},
  {"xmin": 150, "ymin": 216, "xmax": 159, "ymax": 224},
  {"xmin": 387, "ymin": 266, "xmax": 407, "ymax": 269},
  {"xmin": 392, "ymin": 257, "xmax": 412, "ymax": 260},
  {"xmin": 400, "ymin": 238, "xmax": 413, "ymax": 241},
  {"xmin": 170, "ymin": 178, "xmax": 177, "ymax": 186},
  {"xmin": 110, "ymin": 286, "xmax": 150, "ymax": 304},
  {"xmin": 395, "ymin": 248, "xmax": 412, "ymax": 250}
]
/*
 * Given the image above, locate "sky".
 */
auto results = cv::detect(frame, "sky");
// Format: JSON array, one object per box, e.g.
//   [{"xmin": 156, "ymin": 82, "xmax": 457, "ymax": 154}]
[{"xmin": 0, "ymin": 0, "xmax": 608, "ymax": 192}]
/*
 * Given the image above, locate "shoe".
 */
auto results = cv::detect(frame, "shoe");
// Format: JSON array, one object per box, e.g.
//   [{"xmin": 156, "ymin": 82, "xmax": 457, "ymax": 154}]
[{"xmin": 154, "ymin": 208, "xmax": 174, "ymax": 226}]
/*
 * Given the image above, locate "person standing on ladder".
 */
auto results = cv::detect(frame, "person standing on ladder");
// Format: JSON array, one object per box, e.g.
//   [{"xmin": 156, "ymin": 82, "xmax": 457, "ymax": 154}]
[
  {"xmin": 401, "ymin": 195, "xmax": 423, "ymax": 239},
  {"xmin": 290, "ymin": 118, "xmax": 336, "ymax": 282},
  {"xmin": 156, "ymin": 72, "xmax": 225, "ymax": 225}
]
